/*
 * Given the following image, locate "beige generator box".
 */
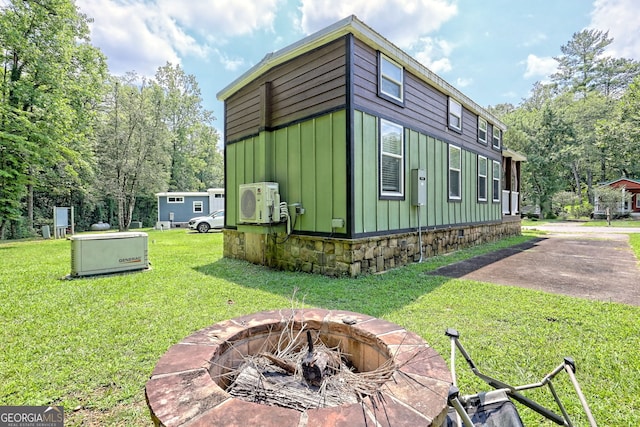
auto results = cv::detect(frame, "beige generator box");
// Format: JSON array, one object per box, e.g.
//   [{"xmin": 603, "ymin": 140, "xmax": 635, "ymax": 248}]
[{"xmin": 70, "ymin": 232, "xmax": 149, "ymax": 277}]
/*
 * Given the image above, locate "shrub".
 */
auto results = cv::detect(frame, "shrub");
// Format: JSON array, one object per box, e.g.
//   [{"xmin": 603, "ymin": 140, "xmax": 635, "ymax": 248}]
[{"xmin": 569, "ymin": 201, "xmax": 594, "ymax": 219}]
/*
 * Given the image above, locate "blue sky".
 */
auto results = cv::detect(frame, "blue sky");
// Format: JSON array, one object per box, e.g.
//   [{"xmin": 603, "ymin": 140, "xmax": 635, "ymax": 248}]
[{"xmin": 76, "ymin": 0, "xmax": 640, "ymax": 135}]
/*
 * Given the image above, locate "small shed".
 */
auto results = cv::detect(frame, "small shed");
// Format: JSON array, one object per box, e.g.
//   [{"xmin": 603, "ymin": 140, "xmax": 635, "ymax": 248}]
[{"xmin": 155, "ymin": 188, "xmax": 225, "ymax": 228}]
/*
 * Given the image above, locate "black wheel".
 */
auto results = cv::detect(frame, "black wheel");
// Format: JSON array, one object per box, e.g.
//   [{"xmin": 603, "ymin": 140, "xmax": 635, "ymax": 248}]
[{"xmin": 197, "ymin": 222, "xmax": 210, "ymax": 233}]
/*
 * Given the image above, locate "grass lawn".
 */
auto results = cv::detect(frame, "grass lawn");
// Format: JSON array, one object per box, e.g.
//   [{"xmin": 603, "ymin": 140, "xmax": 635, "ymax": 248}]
[
  {"xmin": 632, "ymin": 234, "xmax": 640, "ymax": 260},
  {"xmin": 583, "ymin": 219, "xmax": 640, "ymax": 227},
  {"xmin": 521, "ymin": 217, "xmax": 640, "ymax": 227},
  {"xmin": 1, "ymin": 229, "xmax": 638, "ymax": 426}
]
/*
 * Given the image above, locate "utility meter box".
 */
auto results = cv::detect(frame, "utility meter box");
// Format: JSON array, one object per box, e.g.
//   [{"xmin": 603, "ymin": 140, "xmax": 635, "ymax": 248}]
[{"xmin": 411, "ymin": 169, "xmax": 427, "ymax": 206}]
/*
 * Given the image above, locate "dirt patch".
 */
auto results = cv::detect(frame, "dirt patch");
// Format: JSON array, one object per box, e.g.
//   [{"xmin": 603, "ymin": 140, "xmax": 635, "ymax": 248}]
[{"xmin": 427, "ymin": 233, "xmax": 640, "ymax": 306}]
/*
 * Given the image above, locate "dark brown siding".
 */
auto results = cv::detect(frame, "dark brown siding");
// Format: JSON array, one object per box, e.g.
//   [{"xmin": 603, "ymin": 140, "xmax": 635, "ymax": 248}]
[
  {"xmin": 225, "ymin": 87, "xmax": 261, "ymax": 141},
  {"xmin": 225, "ymin": 38, "xmax": 348, "ymax": 143},
  {"xmin": 352, "ymin": 38, "xmax": 495, "ymax": 157}
]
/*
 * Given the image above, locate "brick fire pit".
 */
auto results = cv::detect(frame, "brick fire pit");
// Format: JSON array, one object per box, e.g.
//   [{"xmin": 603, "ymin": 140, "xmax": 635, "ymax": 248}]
[{"xmin": 145, "ymin": 309, "xmax": 451, "ymax": 426}]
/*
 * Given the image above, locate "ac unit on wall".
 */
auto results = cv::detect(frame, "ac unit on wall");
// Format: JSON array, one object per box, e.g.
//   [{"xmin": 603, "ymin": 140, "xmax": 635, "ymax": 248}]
[
  {"xmin": 70, "ymin": 232, "xmax": 149, "ymax": 277},
  {"xmin": 238, "ymin": 182, "xmax": 280, "ymax": 224}
]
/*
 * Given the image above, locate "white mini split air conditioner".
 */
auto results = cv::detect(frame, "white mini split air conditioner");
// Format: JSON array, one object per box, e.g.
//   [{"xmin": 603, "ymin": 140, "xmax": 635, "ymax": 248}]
[
  {"xmin": 70, "ymin": 232, "xmax": 149, "ymax": 277},
  {"xmin": 238, "ymin": 182, "xmax": 280, "ymax": 224}
]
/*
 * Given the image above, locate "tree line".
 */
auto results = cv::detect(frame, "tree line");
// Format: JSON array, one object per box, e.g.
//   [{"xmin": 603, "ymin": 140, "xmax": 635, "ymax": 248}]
[
  {"xmin": 2, "ymin": 2, "xmax": 639, "ymax": 239},
  {"xmin": 0, "ymin": 0, "xmax": 222, "ymax": 239},
  {"xmin": 492, "ymin": 29, "xmax": 640, "ymax": 218}
]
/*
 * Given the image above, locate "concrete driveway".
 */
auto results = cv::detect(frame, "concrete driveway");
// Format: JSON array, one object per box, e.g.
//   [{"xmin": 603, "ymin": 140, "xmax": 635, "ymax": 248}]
[{"xmin": 427, "ymin": 222, "xmax": 640, "ymax": 306}]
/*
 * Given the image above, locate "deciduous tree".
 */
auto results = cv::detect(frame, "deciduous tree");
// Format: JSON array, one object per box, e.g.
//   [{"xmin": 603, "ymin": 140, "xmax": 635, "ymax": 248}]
[
  {"xmin": 95, "ymin": 74, "xmax": 170, "ymax": 231},
  {"xmin": 596, "ymin": 75, "xmax": 640, "ymax": 179},
  {"xmin": 154, "ymin": 63, "xmax": 220, "ymax": 191},
  {"xmin": 0, "ymin": 0, "xmax": 106, "ymax": 237}
]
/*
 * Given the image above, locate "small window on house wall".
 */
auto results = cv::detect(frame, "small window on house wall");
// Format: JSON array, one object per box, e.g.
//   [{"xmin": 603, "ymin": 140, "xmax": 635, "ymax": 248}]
[
  {"xmin": 478, "ymin": 117, "xmax": 488, "ymax": 144},
  {"xmin": 193, "ymin": 201, "xmax": 203, "ymax": 213},
  {"xmin": 378, "ymin": 53, "xmax": 404, "ymax": 104},
  {"xmin": 380, "ymin": 119, "xmax": 404, "ymax": 198},
  {"xmin": 492, "ymin": 160, "xmax": 501, "ymax": 202},
  {"xmin": 168, "ymin": 196, "xmax": 184, "ymax": 203},
  {"xmin": 449, "ymin": 145, "xmax": 462, "ymax": 200},
  {"xmin": 448, "ymin": 98, "xmax": 462, "ymax": 132},
  {"xmin": 493, "ymin": 127, "xmax": 502, "ymax": 149},
  {"xmin": 478, "ymin": 156, "xmax": 487, "ymax": 202}
]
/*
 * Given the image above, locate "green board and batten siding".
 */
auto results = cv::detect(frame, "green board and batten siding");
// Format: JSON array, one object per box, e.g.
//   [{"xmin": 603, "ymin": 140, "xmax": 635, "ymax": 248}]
[
  {"xmin": 352, "ymin": 110, "xmax": 502, "ymax": 236},
  {"xmin": 226, "ymin": 111, "xmax": 348, "ymax": 234},
  {"xmin": 224, "ymin": 36, "xmax": 349, "ymax": 233},
  {"xmin": 227, "ymin": 108, "xmax": 501, "ymax": 236}
]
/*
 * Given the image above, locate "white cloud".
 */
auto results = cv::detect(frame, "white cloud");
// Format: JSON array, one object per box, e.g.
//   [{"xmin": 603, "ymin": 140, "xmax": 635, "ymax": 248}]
[
  {"xmin": 76, "ymin": 0, "xmax": 283, "ymax": 76},
  {"xmin": 298, "ymin": 0, "xmax": 457, "ymax": 48},
  {"xmin": 590, "ymin": 0, "xmax": 640, "ymax": 59},
  {"xmin": 213, "ymin": 49, "xmax": 245, "ymax": 72},
  {"xmin": 157, "ymin": 0, "xmax": 281, "ymax": 37},
  {"xmin": 428, "ymin": 58, "xmax": 452, "ymax": 74},
  {"xmin": 523, "ymin": 54, "xmax": 557, "ymax": 79},
  {"xmin": 413, "ymin": 37, "xmax": 454, "ymax": 73},
  {"xmin": 456, "ymin": 77, "xmax": 472, "ymax": 88},
  {"xmin": 522, "ymin": 32, "xmax": 548, "ymax": 47}
]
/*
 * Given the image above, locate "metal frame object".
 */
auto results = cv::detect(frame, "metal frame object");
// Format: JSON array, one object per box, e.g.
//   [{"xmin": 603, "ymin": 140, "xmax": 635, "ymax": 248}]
[{"xmin": 443, "ymin": 328, "xmax": 597, "ymax": 427}]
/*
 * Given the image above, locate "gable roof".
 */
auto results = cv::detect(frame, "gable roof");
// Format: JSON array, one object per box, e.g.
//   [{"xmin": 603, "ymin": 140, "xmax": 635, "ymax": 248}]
[
  {"xmin": 601, "ymin": 178, "xmax": 640, "ymax": 190},
  {"xmin": 216, "ymin": 15, "xmax": 506, "ymax": 131}
]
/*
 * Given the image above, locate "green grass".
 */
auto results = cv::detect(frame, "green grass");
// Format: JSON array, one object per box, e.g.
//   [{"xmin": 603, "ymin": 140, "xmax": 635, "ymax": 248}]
[
  {"xmin": 1, "ymin": 229, "xmax": 639, "ymax": 426},
  {"xmin": 520, "ymin": 218, "xmax": 571, "ymax": 226},
  {"xmin": 631, "ymin": 234, "xmax": 640, "ymax": 261},
  {"xmin": 521, "ymin": 217, "xmax": 640, "ymax": 228},
  {"xmin": 583, "ymin": 219, "xmax": 640, "ymax": 227}
]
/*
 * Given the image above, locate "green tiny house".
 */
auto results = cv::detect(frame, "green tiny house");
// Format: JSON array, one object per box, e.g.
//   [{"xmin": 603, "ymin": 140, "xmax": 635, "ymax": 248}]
[{"xmin": 218, "ymin": 16, "xmax": 524, "ymax": 276}]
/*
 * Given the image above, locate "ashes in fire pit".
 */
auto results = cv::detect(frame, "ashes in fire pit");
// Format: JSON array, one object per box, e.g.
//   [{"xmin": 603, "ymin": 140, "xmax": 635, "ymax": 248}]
[{"xmin": 223, "ymin": 323, "xmax": 396, "ymax": 411}]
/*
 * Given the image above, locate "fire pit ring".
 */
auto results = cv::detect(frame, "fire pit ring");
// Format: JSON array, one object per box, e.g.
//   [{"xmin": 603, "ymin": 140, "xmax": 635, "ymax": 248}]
[{"xmin": 146, "ymin": 309, "xmax": 451, "ymax": 426}]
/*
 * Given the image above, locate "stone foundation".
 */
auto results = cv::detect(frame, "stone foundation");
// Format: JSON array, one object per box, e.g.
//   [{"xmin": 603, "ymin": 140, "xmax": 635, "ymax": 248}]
[{"xmin": 224, "ymin": 219, "xmax": 522, "ymax": 277}]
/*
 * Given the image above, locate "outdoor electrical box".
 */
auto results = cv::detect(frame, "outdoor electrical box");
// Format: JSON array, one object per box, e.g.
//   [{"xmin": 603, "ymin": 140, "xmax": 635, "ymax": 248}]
[
  {"xmin": 411, "ymin": 169, "xmax": 427, "ymax": 206},
  {"xmin": 70, "ymin": 232, "xmax": 149, "ymax": 277}
]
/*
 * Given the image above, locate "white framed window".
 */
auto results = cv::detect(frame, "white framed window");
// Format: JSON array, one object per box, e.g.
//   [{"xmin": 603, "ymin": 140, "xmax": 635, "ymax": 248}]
[
  {"xmin": 492, "ymin": 160, "xmax": 501, "ymax": 202},
  {"xmin": 167, "ymin": 196, "xmax": 184, "ymax": 203},
  {"xmin": 448, "ymin": 98, "xmax": 462, "ymax": 132},
  {"xmin": 478, "ymin": 117, "xmax": 488, "ymax": 144},
  {"xmin": 493, "ymin": 127, "xmax": 502, "ymax": 149},
  {"xmin": 636, "ymin": 195, "xmax": 640, "ymax": 209},
  {"xmin": 193, "ymin": 201, "xmax": 203, "ymax": 213},
  {"xmin": 478, "ymin": 156, "xmax": 488, "ymax": 202},
  {"xmin": 379, "ymin": 53, "xmax": 404, "ymax": 103},
  {"xmin": 449, "ymin": 145, "xmax": 461, "ymax": 200},
  {"xmin": 380, "ymin": 119, "xmax": 404, "ymax": 197}
]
